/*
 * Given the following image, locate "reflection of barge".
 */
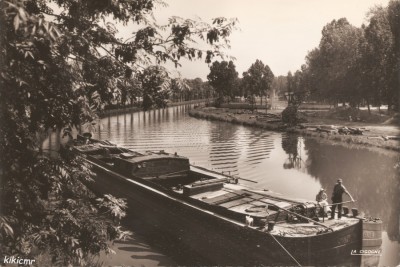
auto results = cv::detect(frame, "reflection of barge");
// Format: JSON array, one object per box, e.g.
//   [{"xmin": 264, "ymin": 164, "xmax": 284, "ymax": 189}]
[{"xmin": 68, "ymin": 134, "xmax": 382, "ymax": 266}]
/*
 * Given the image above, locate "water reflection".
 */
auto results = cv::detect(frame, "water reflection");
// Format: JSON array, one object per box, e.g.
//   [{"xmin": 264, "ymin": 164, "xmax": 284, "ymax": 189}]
[
  {"xmin": 208, "ymin": 125, "xmax": 274, "ymax": 176},
  {"xmin": 281, "ymin": 135, "xmax": 302, "ymax": 170},
  {"xmin": 303, "ymin": 139, "xmax": 400, "ymax": 266},
  {"xmin": 303, "ymin": 139, "xmax": 399, "ymax": 242},
  {"xmin": 43, "ymin": 104, "xmax": 399, "ymax": 266}
]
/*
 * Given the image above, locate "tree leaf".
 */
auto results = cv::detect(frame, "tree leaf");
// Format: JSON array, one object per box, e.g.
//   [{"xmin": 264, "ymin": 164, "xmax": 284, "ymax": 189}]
[
  {"xmin": 18, "ymin": 7, "xmax": 27, "ymax": 22},
  {"xmin": 13, "ymin": 15, "xmax": 20, "ymax": 31}
]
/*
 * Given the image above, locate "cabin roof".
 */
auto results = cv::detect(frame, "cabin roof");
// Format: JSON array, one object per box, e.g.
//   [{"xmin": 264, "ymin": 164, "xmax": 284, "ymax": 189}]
[{"xmin": 117, "ymin": 153, "xmax": 188, "ymax": 164}]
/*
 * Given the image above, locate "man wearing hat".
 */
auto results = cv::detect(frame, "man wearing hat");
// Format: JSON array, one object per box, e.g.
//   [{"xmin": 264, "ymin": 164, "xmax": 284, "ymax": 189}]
[{"xmin": 330, "ymin": 179, "xmax": 354, "ymax": 219}]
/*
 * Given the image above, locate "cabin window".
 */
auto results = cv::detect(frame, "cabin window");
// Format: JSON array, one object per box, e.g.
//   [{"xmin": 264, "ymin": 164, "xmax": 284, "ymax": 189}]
[
  {"xmin": 131, "ymin": 164, "xmax": 137, "ymax": 174},
  {"xmin": 122, "ymin": 161, "xmax": 130, "ymax": 170}
]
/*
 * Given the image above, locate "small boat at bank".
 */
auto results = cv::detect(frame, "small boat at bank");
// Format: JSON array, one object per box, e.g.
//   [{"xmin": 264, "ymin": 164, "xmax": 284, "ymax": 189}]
[{"xmin": 66, "ymin": 134, "xmax": 382, "ymax": 266}]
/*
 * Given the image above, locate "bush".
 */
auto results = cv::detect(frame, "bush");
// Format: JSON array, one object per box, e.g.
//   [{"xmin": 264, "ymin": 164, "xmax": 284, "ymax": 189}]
[
  {"xmin": 282, "ymin": 106, "xmax": 299, "ymax": 125},
  {"xmin": 213, "ymin": 96, "xmax": 224, "ymax": 108}
]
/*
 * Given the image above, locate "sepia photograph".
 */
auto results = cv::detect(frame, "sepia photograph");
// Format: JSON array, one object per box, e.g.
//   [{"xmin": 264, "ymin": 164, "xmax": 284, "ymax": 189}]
[{"xmin": 1, "ymin": 0, "xmax": 399, "ymax": 266}]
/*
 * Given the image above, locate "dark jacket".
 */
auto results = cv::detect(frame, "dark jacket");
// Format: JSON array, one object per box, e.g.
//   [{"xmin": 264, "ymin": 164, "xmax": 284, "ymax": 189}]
[{"xmin": 331, "ymin": 183, "xmax": 349, "ymax": 202}]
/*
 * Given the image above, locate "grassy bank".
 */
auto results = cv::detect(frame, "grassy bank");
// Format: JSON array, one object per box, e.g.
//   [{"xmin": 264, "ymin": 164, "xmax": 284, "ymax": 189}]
[
  {"xmin": 99, "ymin": 99, "xmax": 212, "ymax": 117},
  {"xmin": 189, "ymin": 108, "xmax": 287, "ymax": 131},
  {"xmin": 189, "ymin": 108, "xmax": 400, "ymax": 153}
]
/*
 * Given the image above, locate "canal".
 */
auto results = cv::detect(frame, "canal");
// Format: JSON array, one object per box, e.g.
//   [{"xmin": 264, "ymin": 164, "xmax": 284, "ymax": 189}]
[{"xmin": 45, "ymin": 104, "xmax": 399, "ymax": 266}]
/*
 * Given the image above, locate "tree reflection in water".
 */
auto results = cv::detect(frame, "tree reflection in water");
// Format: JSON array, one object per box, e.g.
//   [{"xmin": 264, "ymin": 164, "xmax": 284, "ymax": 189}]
[
  {"xmin": 303, "ymin": 138, "xmax": 400, "ymax": 244},
  {"xmin": 281, "ymin": 134, "xmax": 302, "ymax": 170},
  {"xmin": 386, "ymin": 159, "xmax": 400, "ymax": 243}
]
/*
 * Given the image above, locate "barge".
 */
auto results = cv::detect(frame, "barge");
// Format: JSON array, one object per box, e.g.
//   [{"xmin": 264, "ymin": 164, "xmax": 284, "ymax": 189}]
[{"xmin": 66, "ymin": 134, "xmax": 382, "ymax": 266}]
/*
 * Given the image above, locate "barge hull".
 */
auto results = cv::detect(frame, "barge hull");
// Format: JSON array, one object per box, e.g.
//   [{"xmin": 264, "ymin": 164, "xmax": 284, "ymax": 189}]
[{"xmin": 87, "ymin": 160, "xmax": 362, "ymax": 266}]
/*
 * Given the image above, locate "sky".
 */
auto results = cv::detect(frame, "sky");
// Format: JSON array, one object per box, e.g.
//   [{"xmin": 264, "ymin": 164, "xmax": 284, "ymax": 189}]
[{"xmin": 126, "ymin": 0, "xmax": 391, "ymax": 80}]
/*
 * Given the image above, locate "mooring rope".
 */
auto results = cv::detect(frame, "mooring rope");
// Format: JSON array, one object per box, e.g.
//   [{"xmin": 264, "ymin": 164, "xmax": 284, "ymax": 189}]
[{"xmin": 268, "ymin": 232, "xmax": 302, "ymax": 267}]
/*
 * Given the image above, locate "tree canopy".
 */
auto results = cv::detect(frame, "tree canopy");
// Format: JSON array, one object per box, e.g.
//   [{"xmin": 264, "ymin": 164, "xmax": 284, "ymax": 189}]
[
  {"xmin": 0, "ymin": 0, "xmax": 237, "ymax": 264},
  {"xmin": 140, "ymin": 65, "xmax": 171, "ymax": 109},
  {"xmin": 242, "ymin": 59, "xmax": 274, "ymax": 101},
  {"xmin": 360, "ymin": 6, "xmax": 396, "ymax": 109},
  {"xmin": 289, "ymin": 0, "xmax": 400, "ymax": 111},
  {"xmin": 207, "ymin": 60, "xmax": 238, "ymax": 104},
  {"xmin": 317, "ymin": 18, "xmax": 363, "ymax": 104}
]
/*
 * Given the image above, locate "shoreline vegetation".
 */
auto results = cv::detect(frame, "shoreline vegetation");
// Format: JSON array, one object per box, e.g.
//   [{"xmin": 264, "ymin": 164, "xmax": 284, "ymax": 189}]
[
  {"xmin": 99, "ymin": 99, "xmax": 211, "ymax": 117},
  {"xmin": 188, "ymin": 107, "xmax": 400, "ymax": 154},
  {"xmin": 96, "ymin": 101, "xmax": 399, "ymax": 153}
]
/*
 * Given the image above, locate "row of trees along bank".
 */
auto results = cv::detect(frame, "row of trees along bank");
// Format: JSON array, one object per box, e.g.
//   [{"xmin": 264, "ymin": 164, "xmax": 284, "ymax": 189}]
[
  {"xmin": 203, "ymin": 1, "xmax": 400, "ymax": 113},
  {"xmin": 0, "ymin": 0, "xmax": 237, "ymax": 265},
  {"xmin": 207, "ymin": 59, "xmax": 274, "ymax": 107},
  {"xmin": 104, "ymin": 68, "xmax": 217, "ymax": 111},
  {"xmin": 277, "ymin": 1, "xmax": 400, "ymax": 112}
]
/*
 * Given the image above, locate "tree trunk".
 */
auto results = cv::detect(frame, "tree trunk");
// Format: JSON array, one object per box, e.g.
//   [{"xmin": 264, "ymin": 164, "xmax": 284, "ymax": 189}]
[
  {"xmin": 390, "ymin": 55, "xmax": 400, "ymax": 111},
  {"xmin": 398, "ymin": 58, "xmax": 400, "ymax": 112},
  {"xmin": 366, "ymin": 97, "xmax": 371, "ymax": 115}
]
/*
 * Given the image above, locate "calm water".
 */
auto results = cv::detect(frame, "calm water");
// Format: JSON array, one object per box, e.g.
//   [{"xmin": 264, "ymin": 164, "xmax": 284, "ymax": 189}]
[{"xmin": 45, "ymin": 104, "xmax": 400, "ymax": 266}]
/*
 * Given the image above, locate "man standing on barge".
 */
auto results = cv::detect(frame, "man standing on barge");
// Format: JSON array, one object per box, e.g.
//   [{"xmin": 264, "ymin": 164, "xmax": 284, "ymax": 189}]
[{"xmin": 330, "ymin": 178, "xmax": 354, "ymax": 219}]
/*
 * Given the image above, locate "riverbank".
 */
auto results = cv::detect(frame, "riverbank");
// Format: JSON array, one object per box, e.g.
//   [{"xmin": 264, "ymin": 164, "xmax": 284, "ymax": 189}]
[
  {"xmin": 189, "ymin": 107, "xmax": 400, "ymax": 153},
  {"xmin": 98, "ymin": 233, "xmax": 177, "ymax": 266},
  {"xmin": 99, "ymin": 99, "xmax": 211, "ymax": 117}
]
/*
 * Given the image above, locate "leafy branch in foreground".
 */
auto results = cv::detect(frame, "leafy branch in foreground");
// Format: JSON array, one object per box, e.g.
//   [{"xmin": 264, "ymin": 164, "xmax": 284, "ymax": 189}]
[{"xmin": 0, "ymin": 0, "xmax": 236, "ymax": 265}]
